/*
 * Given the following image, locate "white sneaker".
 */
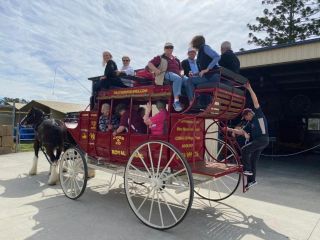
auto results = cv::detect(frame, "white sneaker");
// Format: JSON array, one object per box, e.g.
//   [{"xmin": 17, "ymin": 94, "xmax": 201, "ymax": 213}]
[{"xmin": 243, "ymin": 170, "xmax": 253, "ymax": 176}]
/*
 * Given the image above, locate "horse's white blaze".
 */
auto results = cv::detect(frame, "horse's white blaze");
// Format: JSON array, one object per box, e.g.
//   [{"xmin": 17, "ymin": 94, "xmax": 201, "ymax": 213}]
[
  {"xmin": 29, "ymin": 156, "xmax": 38, "ymax": 175},
  {"xmin": 48, "ymin": 164, "xmax": 59, "ymax": 185}
]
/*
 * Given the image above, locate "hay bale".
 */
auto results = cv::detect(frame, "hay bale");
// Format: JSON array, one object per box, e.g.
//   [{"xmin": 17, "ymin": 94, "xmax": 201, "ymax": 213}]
[
  {"xmin": 0, "ymin": 147, "xmax": 12, "ymax": 155},
  {"xmin": 1, "ymin": 136, "xmax": 13, "ymax": 147}
]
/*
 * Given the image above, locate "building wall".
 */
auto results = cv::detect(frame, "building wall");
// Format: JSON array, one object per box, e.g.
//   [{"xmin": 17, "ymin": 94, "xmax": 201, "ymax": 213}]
[{"xmin": 238, "ymin": 41, "xmax": 320, "ymax": 68}]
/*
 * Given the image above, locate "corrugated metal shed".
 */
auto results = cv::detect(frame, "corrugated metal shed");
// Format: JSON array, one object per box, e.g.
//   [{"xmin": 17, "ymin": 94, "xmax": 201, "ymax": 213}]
[{"xmin": 236, "ymin": 38, "xmax": 320, "ymax": 69}]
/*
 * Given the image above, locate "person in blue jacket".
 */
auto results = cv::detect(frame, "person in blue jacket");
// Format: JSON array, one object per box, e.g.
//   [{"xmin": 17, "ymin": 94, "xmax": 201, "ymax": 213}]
[{"xmin": 184, "ymin": 35, "xmax": 221, "ymax": 104}]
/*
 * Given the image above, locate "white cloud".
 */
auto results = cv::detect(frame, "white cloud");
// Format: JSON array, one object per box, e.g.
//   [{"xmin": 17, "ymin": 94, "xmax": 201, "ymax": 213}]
[{"xmin": 0, "ymin": 0, "xmax": 262, "ymax": 103}]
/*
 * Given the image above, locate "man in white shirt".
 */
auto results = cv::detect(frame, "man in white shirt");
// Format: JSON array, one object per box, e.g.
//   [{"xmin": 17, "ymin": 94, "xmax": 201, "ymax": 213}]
[{"xmin": 117, "ymin": 56, "xmax": 135, "ymax": 87}]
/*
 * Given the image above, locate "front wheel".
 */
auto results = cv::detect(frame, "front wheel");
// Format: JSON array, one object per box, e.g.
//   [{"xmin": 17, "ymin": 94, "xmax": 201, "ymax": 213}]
[
  {"xmin": 124, "ymin": 141, "xmax": 194, "ymax": 230},
  {"xmin": 59, "ymin": 147, "xmax": 88, "ymax": 200}
]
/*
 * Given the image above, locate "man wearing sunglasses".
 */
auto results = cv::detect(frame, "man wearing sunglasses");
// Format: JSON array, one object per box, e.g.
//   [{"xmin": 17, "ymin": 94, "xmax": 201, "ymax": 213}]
[{"xmin": 147, "ymin": 42, "xmax": 188, "ymax": 112}]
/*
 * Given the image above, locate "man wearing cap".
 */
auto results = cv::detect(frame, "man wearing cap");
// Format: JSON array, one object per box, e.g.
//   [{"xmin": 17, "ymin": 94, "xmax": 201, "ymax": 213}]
[
  {"xmin": 147, "ymin": 42, "xmax": 188, "ymax": 112},
  {"xmin": 181, "ymin": 48, "xmax": 200, "ymax": 77},
  {"xmin": 227, "ymin": 83, "xmax": 269, "ymax": 189}
]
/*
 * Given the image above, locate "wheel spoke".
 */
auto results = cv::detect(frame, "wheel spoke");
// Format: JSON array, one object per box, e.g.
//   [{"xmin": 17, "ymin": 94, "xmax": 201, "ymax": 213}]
[
  {"xmin": 148, "ymin": 189, "xmax": 156, "ymax": 222},
  {"xmin": 218, "ymin": 178, "xmax": 232, "ymax": 193},
  {"xmin": 160, "ymin": 192, "xmax": 178, "ymax": 223},
  {"xmin": 159, "ymin": 152, "xmax": 176, "ymax": 179},
  {"xmin": 136, "ymin": 150, "xmax": 152, "ymax": 177},
  {"xmin": 224, "ymin": 174, "xmax": 238, "ymax": 182},
  {"xmin": 214, "ymin": 179, "xmax": 222, "ymax": 199},
  {"xmin": 162, "ymin": 188, "xmax": 187, "ymax": 209},
  {"xmin": 157, "ymin": 191, "xmax": 164, "ymax": 227},
  {"xmin": 156, "ymin": 143, "xmax": 163, "ymax": 176},
  {"xmin": 137, "ymin": 187, "xmax": 153, "ymax": 212},
  {"xmin": 162, "ymin": 168, "xmax": 186, "ymax": 182},
  {"xmin": 128, "ymin": 164, "xmax": 149, "ymax": 180},
  {"xmin": 147, "ymin": 143, "xmax": 155, "ymax": 178}
]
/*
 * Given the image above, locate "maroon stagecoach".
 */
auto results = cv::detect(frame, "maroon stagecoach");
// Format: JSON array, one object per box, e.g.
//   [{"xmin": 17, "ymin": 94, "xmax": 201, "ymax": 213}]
[{"xmin": 59, "ymin": 67, "xmax": 248, "ymax": 229}]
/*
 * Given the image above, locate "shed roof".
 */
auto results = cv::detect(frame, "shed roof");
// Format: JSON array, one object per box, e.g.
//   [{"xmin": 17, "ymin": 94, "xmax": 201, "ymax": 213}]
[
  {"xmin": 21, "ymin": 100, "xmax": 87, "ymax": 114},
  {"xmin": 236, "ymin": 38, "xmax": 320, "ymax": 69}
]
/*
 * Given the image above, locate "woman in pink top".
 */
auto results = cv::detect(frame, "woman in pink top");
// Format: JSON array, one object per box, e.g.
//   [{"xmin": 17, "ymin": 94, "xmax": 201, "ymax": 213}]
[{"xmin": 143, "ymin": 101, "xmax": 168, "ymax": 135}]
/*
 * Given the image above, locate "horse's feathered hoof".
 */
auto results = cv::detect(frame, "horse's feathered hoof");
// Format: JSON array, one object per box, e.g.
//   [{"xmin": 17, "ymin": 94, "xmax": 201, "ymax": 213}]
[
  {"xmin": 87, "ymin": 168, "xmax": 95, "ymax": 178},
  {"xmin": 48, "ymin": 164, "xmax": 58, "ymax": 185},
  {"xmin": 29, "ymin": 170, "xmax": 37, "ymax": 175},
  {"xmin": 29, "ymin": 156, "xmax": 38, "ymax": 175}
]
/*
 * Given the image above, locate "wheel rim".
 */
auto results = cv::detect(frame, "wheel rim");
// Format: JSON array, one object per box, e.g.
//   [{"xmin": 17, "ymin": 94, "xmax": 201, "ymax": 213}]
[
  {"xmin": 59, "ymin": 148, "xmax": 87, "ymax": 199},
  {"xmin": 194, "ymin": 138, "xmax": 241, "ymax": 201},
  {"xmin": 125, "ymin": 141, "xmax": 193, "ymax": 230}
]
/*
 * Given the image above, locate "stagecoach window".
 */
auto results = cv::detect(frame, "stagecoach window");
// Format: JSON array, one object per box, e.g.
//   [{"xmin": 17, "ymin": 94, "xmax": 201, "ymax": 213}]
[{"xmin": 308, "ymin": 118, "xmax": 320, "ymax": 131}]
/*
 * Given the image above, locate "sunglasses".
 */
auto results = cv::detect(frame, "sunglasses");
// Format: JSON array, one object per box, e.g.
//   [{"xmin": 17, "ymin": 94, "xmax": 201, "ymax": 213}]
[
  {"xmin": 165, "ymin": 46, "xmax": 174, "ymax": 49},
  {"xmin": 122, "ymin": 59, "xmax": 130, "ymax": 62}
]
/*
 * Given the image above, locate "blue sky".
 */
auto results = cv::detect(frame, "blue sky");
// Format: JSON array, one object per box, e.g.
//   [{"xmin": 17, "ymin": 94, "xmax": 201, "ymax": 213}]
[{"xmin": 0, "ymin": 0, "xmax": 262, "ymax": 104}]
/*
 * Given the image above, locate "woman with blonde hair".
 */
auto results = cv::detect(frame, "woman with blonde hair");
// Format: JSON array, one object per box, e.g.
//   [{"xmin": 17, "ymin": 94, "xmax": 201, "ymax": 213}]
[{"xmin": 94, "ymin": 51, "xmax": 127, "ymax": 93}]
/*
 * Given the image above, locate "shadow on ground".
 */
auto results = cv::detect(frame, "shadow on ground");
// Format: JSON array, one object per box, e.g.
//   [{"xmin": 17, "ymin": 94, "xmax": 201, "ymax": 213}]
[
  {"xmin": 234, "ymin": 153, "xmax": 320, "ymax": 214},
  {"xmin": 0, "ymin": 174, "xmax": 289, "ymax": 240}
]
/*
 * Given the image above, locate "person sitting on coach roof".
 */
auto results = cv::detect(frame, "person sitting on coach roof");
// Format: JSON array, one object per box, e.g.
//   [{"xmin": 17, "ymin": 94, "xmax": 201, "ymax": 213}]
[
  {"xmin": 181, "ymin": 47, "xmax": 200, "ymax": 77},
  {"xmin": 116, "ymin": 55, "xmax": 135, "ymax": 87},
  {"xmin": 147, "ymin": 42, "xmax": 188, "ymax": 112},
  {"xmin": 219, "ymin": 41, "xmax": 240, "ymax": 73},
  {"xmin": 113, "ymin": 103, "xmax": 147, "ymax": 136},
  {"xmin": 184, "ymin": 35, "xmax": 221, "ymax": 103},
  {"xmin": 143, "ymin": 101, "xmax": 168, "ymax": 135},
  {"xmin": 93, "ymin": 51, "xmax": 127, "ymax": 94}
]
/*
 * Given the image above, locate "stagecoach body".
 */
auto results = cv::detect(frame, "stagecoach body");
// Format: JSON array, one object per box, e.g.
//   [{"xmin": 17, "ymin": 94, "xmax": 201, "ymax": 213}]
[{"xmin": 60, "ymin": 67, "xmax": 248, "ymax": 229}]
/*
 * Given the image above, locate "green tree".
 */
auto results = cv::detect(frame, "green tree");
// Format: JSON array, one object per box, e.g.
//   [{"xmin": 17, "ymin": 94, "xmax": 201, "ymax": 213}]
[
  {"xmin": 0, "ymin": 97, "xmax": 29, "ymax": 104},
  {"xmin": 247, "ymin": 0, "xmax": 320, "ymax": 46}
]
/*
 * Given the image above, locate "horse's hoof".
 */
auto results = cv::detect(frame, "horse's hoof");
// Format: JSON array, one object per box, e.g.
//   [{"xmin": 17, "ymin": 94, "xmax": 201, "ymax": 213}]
[
  {"xmin": 47, "ymin": 181, "xmax": 57, "ymax": 186},
  {"xmin": 87, "ymin": 168, "xmax": 95, "ymax": 178},
  {"xmin": 29, "ymin": 171, "xmax": 37, "ymax": 176}
]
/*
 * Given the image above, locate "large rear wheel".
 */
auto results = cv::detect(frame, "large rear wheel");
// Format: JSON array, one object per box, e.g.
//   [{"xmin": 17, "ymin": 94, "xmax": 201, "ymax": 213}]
[
  {"xmin": 194, "ymin": 138, "xmax": 241, "ymax": 201},
  {"xmin": 124, "ymin": 141, "xmax": 194, "ymax": 230}
]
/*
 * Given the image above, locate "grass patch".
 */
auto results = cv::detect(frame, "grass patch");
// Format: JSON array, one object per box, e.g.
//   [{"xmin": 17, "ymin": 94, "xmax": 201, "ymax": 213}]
[{"xmin": 18, "ymin": 142, "xmax": 34, "ymax": 152}]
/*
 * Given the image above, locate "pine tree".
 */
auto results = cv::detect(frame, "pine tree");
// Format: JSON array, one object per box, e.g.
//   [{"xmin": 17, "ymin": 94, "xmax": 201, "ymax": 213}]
[{"xmin": 247, "ymin": 0, "xmax": 320, "ymax": 46}]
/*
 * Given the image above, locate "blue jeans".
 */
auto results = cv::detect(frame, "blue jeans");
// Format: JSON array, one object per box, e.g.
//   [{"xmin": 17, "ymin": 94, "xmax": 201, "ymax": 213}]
[
  {"xmin": 184, "ymin": 73, "xmax": 220, "ymax": 101},
  {"xmin": 164, "ymin": 72, "xmax": 188, "ymax": 98}
]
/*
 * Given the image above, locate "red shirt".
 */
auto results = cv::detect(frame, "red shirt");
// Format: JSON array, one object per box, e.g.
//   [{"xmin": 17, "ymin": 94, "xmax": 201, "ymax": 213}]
[
  {"xmin": 150, "ymin": 55, "xmax": 181, "ymax": 75},
  {"xmin": 120, "ymin": 111, "xmax": 147, "ymax": 134},
  {"xmin": 149, "ymin": 109, "xmax": 168, "ymax": 135}
]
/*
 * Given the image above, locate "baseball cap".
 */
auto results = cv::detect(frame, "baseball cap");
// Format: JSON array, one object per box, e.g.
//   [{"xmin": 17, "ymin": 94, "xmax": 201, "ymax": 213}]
[
  {"xmin": 188, "ymin": 47, "xmax": 196, "ymax": 53},
  {"xmin": 164, "ymin": 42, "xmax": 174, "ymax": 48}
]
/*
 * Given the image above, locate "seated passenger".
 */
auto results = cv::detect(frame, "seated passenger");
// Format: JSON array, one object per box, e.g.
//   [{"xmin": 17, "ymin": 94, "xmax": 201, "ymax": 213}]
[
  {"xmin": 117, "ymin": 56, "xmax": 135, "ymax": 87},
  {"xmin": 98, "ymin": 103, "xmax": 119, "ymax": 132},
  {"xmin": 181, "ymin": 48, "xmax": 200, "ymax": 77},
  {"xmin": 147, "ymin": 42, "xmax": 188, "ymax": 112},
  {"xmin": 137, "ymin": 107, "xmax": 145, "ymax": 118},
  {"xmin": 93, "ymin": 51, "xmax": 127, "ymax": 94},
  {"xmin": 143, "ymin": 101, "xmax": 168, "ymax": 135},
  {"xmin": 113, "ymin": 104, "xmax": 147, "ymax": 135},
  {"xmin": 184, "ymin": 35, "xmax": 221, "ymax": 103},
  {"xmin": 219, "ymin": 41, "xmax": 240, "ymax": 73}
]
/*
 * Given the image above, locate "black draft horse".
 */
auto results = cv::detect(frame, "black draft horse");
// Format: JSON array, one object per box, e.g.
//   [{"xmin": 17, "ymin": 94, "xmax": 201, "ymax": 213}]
[{"xmin": 21, "ymin": 107, "xmax": 67, "ymax": 185}]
